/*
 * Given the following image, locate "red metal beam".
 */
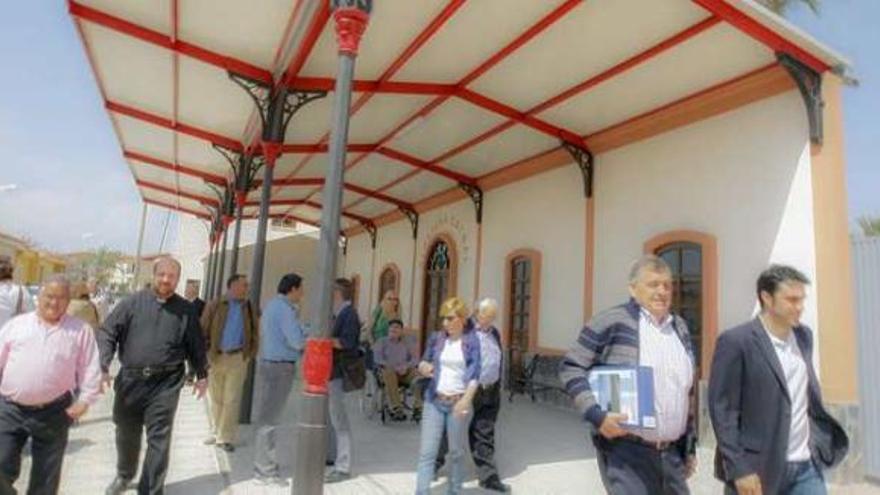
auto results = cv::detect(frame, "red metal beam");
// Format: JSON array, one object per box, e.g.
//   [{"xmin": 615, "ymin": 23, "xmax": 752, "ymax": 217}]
[
  {"xmin": 457, "ymin": 89, "xmax": 583, "ymax": 144},
  {"xmin": 289, "ymin": 77, "xmax": 457, "ymax": 96},
  {"xmin": 137, "ymin": 179, "xmax": 217, "ymax": 206},
  {"xmin": 376, "ymin": 148, "xmax": 474, "ymax": 185},
  {"xmin": 280, "ymin": 2, "xmax": 332, "ymax": 86},
  {"xmin": 691, "ymin": 0, "xmax": 829, "ymax": 73},
  {"xmin": 143, "ymin": 198, "xmax": 210, "ymax": 220},
  {"xmin": 280, "ymin": 143, "xmax": 377, "ymax": 154},
  {"xmin": 107, "ymin": 100, "xmax": 243, "ymax": 151},
  {"xmin": 276, "ymin": 0, "xmax": 468, "ymax": 218},
  {"xmin": 68, "ymin": 1, "xmax": 273, "ymax": 84},
  {"xmin": 124, "ymin": 150, "xmax": 227, "ymax": 186},
  {"xmin": 341, "ymin": 0, "xmax": 582, "ymax": 213}
]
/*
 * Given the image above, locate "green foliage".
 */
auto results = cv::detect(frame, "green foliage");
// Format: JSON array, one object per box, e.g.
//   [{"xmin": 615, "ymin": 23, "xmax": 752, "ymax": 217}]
[
  {"xmin": 66, "ymin": 247, "xmax": 126, "ymax": 287},
  {"xmin": 757, "ymin": 0, "xmax": 820, "ymax": 15},
  {"xmin": 858, "ymin": 215, "xmax": 880, "ymax": 237}
]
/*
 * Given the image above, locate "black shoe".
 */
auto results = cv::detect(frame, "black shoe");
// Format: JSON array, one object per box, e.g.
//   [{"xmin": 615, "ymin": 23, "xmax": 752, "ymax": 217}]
[
  {"xmin": 411, "ymin": 407, "xmax": 422, "ymax": 422},
  {"xmin": 105, "ymin": 477, "xmax": 131, "ymax": 495},
  {"xmin": 479, "ymin": 477, "xmax": 511, "ymax": 493},
  {"xmin": 216, "ymin": 442, "xmax": 235, "ymax": 452}
]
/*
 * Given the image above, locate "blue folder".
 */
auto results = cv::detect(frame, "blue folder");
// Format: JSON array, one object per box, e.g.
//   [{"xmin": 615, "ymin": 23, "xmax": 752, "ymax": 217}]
[{"xmin": 587, "ymin": 365, "xmax": 656, "ymax": 429}]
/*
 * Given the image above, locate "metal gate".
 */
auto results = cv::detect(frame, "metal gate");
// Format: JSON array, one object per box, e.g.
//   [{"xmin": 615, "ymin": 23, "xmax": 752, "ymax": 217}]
[{"xmin": 852, "ymin": 236, "xmax": 880, "ymax": 481}]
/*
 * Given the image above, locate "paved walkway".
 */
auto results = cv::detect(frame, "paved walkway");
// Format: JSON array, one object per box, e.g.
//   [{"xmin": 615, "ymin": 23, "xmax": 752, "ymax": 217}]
[{"xmin": 14, "ymin": 379, "xmax": 880, "ymax": 494}]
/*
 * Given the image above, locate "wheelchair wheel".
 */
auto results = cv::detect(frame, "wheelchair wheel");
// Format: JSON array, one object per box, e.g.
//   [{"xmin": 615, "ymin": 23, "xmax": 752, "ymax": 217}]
[{"xmin": 360, "ymin": 372, "xmax": 380, "ymax": 419}]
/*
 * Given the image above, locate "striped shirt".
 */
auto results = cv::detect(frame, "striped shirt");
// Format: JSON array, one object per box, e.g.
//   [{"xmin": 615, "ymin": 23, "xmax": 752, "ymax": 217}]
[
  {"xmin": 559, "ymin": 299, "xmax": 698, "ymax": 455},
  {"xmin": 637, "ymin": 309, "xmax": 693, "ymax": 442}
]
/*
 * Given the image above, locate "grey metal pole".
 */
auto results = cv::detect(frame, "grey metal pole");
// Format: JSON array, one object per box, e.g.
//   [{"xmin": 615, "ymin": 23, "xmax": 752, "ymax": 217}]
[
  {"xmin": 293, "ymin": 5, "xmax": 368, "ymax": 492},
  {"xmin": 215, "ymin": 224, "xmax": 229, "ymax": 298},
  {"xmin": 132, "ymin": 202, "xmax": 148, "ymax": 292},
  {"xmin": 204, "ymin": 237, "xmax": 216, "ymax": 300},
  {"xmin": 230, "ymin": 195, "xmax": 245, "ymax": 275}
]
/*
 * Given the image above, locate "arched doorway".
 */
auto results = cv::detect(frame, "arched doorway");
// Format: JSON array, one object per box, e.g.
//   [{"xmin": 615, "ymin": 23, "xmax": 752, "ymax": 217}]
[
  {"xmin": 656, "ymin": 242, "xmax": 704, "ymax": 373},
  {"xmin": 421, "ymin": 237, "xmax": 456, "ymax": 345}
]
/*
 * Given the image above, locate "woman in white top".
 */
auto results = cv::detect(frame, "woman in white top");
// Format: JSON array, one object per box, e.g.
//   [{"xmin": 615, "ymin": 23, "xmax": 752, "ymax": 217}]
[
  {"xmin": 415, "ymin": 297, "xmax": 481, "ymax": 494},
  {"xmin": 0, "ymin": 256, "xmax": 35, "ymax": 329}
]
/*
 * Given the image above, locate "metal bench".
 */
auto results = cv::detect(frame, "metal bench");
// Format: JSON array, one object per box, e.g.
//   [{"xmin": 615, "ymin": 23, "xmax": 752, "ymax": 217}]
[{"xmin": 508, "ymin": 352, "xmax": 567, "ymax": 403}]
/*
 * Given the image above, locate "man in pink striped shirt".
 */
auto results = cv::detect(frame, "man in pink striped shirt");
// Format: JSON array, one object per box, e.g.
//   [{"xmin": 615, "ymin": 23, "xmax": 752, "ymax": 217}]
[{"xmin": 0, "ymin": 275, "xmax": 102, "ymax": 495}]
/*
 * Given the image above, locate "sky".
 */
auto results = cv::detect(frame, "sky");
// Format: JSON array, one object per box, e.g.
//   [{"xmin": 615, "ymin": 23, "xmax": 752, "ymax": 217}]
[{"xmin": 0, "ymin": 1, "xmax": 877, "ymax": 255}]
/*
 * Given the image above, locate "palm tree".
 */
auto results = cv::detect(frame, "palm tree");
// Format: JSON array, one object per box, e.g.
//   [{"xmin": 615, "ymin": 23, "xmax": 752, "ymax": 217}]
[
  {"xmin": 757, "ymin": 0, "xmax": 820, "ymax": 15},
  {"xmin": 858, "ymin": 215, "xmax": 880, "ymax": 237}
]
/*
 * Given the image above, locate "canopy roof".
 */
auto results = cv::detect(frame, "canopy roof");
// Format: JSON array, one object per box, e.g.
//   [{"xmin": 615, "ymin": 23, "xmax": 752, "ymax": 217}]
[{"xmin": 69, "ymin": 0, "xmax": 849, "ymax": 232}]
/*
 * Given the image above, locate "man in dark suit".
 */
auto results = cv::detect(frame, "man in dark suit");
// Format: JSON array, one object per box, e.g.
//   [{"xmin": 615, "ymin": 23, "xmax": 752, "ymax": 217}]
[
  {"xmin": 709, "ymin": 265, "xmax": 848, "ymax": 495},
  {"xmin": 324, "ymin": 278, "xmax": 362, "ymax": 484}
]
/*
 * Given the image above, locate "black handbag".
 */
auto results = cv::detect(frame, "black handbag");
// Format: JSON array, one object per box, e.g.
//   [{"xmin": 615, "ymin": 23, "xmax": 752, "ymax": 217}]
[{"xmin": 340, "ymin": 348, "xmax": 366, "ymax": 392}]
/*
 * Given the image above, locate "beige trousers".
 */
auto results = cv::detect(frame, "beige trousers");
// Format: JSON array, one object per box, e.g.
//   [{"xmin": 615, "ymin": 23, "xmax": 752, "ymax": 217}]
[
  {"xmin": 381, "ymin": 367, "xmax": 423, "ymax": 410},
  {"xmin": 208, "ymin": 352, "xmax": 249, "ymax": 444}
]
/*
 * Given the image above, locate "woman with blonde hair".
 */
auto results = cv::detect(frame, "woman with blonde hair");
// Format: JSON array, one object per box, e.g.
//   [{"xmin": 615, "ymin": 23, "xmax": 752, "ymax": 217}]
[
  {"xmin": 414, "ymin": 297, "xmax": 480, "ymax": 494},
  {"xmin": 367, "ymin": 289, "xmax": 400, "ymax": 342},
  {"xmin": 67, "ymin": 281, "xmax": 100, "ymax": 329}
]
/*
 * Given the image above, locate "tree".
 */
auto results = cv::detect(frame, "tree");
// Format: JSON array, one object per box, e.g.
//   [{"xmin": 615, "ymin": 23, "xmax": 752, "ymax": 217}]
[
  {"xmin": 757, "ymin": 0, "xmax": 820, "ymax": 15},
  {"xmin": 858, "ymin": 215, "xmax": 880, "ymax": 237},
  {"xmin": 66, "ymin": 247, "xmax": 126, "ymax": 287}
]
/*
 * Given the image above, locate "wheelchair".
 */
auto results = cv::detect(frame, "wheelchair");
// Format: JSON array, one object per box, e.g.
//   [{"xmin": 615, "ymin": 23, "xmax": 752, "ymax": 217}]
[{"xmin": 358, "ymin": 344, "xmax": 425, "ymax": 424}]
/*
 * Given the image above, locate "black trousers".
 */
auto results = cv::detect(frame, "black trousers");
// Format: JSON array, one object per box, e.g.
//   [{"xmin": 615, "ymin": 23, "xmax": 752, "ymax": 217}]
[
  {"xmin": 0, "ymin": 394, "xmax": 73, "ymax": 495},
  {"xmin": 436, "ymin": 382, "xmax": 502, "ymax": 483},
  {"xmin": 593, "ymin": 436, "xmax": 690, "ymax": 495},
  {"xmin": 113, "ymin": 368, "xmax": 184, "ymax": 495}
]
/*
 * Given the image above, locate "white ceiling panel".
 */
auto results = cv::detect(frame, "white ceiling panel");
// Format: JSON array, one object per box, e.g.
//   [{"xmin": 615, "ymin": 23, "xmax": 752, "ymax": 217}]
[
  {"xmin": 300, "ymin": 0, "xmax": 449, "ymax": 80},
  {"xmin": 395, "ymin": 0, "xmax": 564, "ymax": 83},
  {"xmin": 470, "ymin": 0, "xmax": 708, "ymax": 111},
  {"xmin": 114, "ymin": 114, "xmax": 174, "ymax": 162},
  {"xmin": 382, "ymin": 172, "xmax": 455, "ymax": 204},
  {"xmin": 348, "ymin": 94, "xmax": 434, "ymax": 143},
  {"xmin": 347, "ymin": 198, "xmax": 396, "ymax": 219},
  {"xmin": 178, "ymin": 56, "xmax": 255, "ymax": 140},
  {"xmin": 77, "ymin": 0, "xmax": 170, "ymax": 36},
  {"xmin": 391, "ymin": 98, "xmax": 505, "ymax": 160},
  {"xmin": 344, "ymin": 154, "xmax": 413, "ymax": 191},
  {"xmin": 179, "ymin": 0, "xmax": 295, "ymax": 69},
  {"xmin": 443, "ymin": 124, "xmax": 558, "ymax": 178},
  {"xmin": 176, "ymin": 134, "xmax": 232, "ymax": 177},
  {"xmin": 83, "ymin": 22, "xmax": 172, "ymax": 117},
  {"xmin": 537, "ymin": 24, "xmax": 775, "ymax": 136}
]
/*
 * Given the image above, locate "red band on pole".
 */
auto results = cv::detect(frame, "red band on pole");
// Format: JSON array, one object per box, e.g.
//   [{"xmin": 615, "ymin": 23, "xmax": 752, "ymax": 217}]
[
  {"xmin": 261, "ymin": 141, "xmax": 283, "ymax": 168},
  {"xmin": 235, "ymin": 191, "xmax": 247, "ymax": 209},
  {"xmin": 333, "ymin": 8, "xmax": 369, "ymax": 56},
  {"xmin": 302, "ymin": 338, "xmax": 334, "ymax": 394},
  {"xmin": 222, "ymin": 215, "xmax": 234, "ymax": 227}
]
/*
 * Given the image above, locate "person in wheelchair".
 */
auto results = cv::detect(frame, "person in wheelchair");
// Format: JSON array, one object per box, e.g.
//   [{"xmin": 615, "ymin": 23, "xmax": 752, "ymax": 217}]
[{"xmin": 374, "ymin": 319, "xmax": 422, "ymax": 421}]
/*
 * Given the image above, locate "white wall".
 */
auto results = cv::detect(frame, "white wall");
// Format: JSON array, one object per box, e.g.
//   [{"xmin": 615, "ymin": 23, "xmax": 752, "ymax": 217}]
[
  {"xmin": 593, "ymin": 90, "xmax": 819, "ymax": 340},
  {"xmin": 481, "ymin": 165, "xmax": 586, "ymax": 351}
]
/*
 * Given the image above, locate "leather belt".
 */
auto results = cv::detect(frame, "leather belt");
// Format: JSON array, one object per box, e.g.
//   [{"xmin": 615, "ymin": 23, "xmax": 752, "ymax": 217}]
[
  {"xmin": 435, "ymin": 393, "xmax": 463, "ymax": 404},
  {"xmin": 122, "ymin": 363, "xmax": 184, "ymax": 378},
  {"xmin": 1, "ymin": 391, "xmax": 72, "ymax": 411},
  {"xmin": 220, "ymin": 349, "xmax": 243, "ymax": 355},
  {"xmin": 621, "ymin": 434, "xmax": 678, "ymax": 451}
]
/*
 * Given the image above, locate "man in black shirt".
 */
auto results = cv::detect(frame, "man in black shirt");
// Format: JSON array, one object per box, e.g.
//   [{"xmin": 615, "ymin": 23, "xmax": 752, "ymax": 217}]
[{"xmin": 98, "ymin": 257, "xmax": 208, "ymax": 495}]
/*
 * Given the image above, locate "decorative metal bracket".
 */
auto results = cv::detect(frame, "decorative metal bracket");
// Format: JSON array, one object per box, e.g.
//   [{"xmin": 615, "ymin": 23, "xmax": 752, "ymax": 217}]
[
  {"xmin": 458, "ymin": 183, "xmax": 483, "ymax": 224},
  {"xmin": 400, "ymin": 207, "xmax": 419, "ymax": 239},
  {"xmin": 206, "ymin": 182, "xmax": 235, "ymax": 217},
  {"xmin": 228, "ymin": 72, "xmax": 327, "ymax": 142},
  {"xmin": 212, "ymin": 144, "xmax": 264, "ymax": 196},
  {"xmin": 562, "ymin": 141, "xmax": 594, "ymax": 198},
  {"xmin": 778, "ymin": 53, "xmax": 824, "ymax": 145},
  {"xmin": 359, "ymin": 220, "xmax": 378, "ymax": 249}
]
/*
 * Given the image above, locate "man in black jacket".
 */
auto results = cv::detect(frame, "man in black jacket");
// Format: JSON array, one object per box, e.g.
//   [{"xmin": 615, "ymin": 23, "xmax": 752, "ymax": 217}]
[
  {"xmin": 709, "ymin": 265, "xmax": 848, "ymax": 495},
  {"xmin": 324, "ymin": 278, "xmax": 362, "ymax": 484}
]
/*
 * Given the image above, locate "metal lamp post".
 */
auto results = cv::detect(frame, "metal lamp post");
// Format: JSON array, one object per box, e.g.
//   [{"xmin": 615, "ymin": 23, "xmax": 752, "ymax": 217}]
[{"xmin": 292, "ymin": 1, "xmax": 371, "ymax": 493}]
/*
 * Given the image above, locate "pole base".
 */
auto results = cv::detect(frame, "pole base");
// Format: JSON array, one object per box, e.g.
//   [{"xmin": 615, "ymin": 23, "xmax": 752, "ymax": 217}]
[{"xmin": 292, "ymin": 391, "xmax": 329, "ymax": 495}]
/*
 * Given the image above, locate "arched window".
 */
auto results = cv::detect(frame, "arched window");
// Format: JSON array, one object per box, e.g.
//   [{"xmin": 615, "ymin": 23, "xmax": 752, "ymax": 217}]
[
  {"xmin": 421, "ymin": 236, "xmax": 457, "ymax": 345},
  {"xmin": 504, "ymin": 249, "xmax": 542, "ymax": 386},
  {"xmin": 645, "ymin": 231, "xmax": 718, "ymax": 380},
  {"xmin": 378, "ymin": 264, "xmax": 399, "ymax": 300}
]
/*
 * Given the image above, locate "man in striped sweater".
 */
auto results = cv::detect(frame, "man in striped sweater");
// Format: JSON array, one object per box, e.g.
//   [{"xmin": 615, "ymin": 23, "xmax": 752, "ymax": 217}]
[{"xmin": 560, "ymin": 255, "xmax": 698, "ymax": 495}]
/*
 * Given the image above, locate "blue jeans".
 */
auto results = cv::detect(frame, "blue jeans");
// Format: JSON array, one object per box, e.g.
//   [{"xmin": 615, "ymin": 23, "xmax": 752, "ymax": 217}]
[
  {"xmin": 415, "ymin": 400, "xmax": 472, "ymax": 495},
  {"xmin": 781, "ymin": 461, "xmax": 826, "ymax": 495}
]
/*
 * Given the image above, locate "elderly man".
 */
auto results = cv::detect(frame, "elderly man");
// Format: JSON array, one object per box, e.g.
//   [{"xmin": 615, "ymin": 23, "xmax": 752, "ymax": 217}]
[
  {"xmin": 200, "ymin": 274, "xmax": 259, "ymax": 453},
  {"xmin": 99, "ymin": 257, "xmax": 209, "ymax": 495},
  {"xmin": 252, "ymin": 273, "xmax": 307, "ymax": 487},
  {"xmin": 560, "ymin": 255, "xmax": 698, "ymax": 495},
  {"xmin": 0, "ymin": 275, "xmax": 102, "ymax": 494},
  {"xmin": 374, "ymin": 319, "xmax": 422, "ymax": 421}
]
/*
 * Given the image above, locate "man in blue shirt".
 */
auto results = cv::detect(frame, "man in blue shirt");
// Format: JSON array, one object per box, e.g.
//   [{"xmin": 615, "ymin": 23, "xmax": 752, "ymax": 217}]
[
  {"xmin": 252, "ymin": 273, "xmax": 306, "ymax": 487},
  {"xmin": 200, "ymin": 274, "xmax": 259, "ymax": 452}
]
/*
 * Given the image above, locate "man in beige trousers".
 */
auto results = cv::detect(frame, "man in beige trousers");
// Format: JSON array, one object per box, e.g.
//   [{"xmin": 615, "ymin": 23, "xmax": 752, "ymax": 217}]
[{"xmin": 200, "ymin": 274, "xmax": 259, "ymax": 452}]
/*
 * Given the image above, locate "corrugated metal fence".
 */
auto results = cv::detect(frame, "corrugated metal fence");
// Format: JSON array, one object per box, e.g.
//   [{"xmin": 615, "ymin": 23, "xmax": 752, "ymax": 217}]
[{"xmin": 852, "ymin": 236, "xmax": 880, "ymax": 481}]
